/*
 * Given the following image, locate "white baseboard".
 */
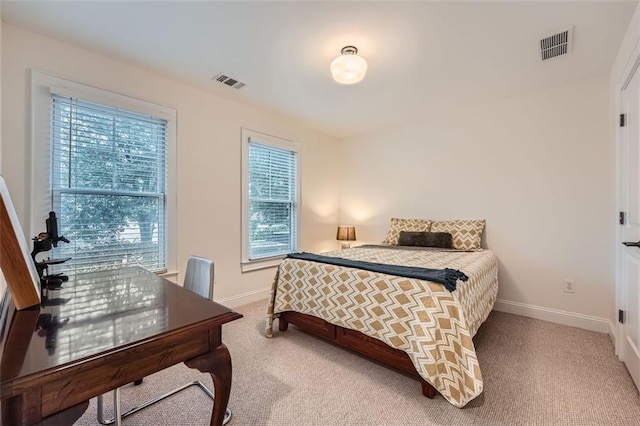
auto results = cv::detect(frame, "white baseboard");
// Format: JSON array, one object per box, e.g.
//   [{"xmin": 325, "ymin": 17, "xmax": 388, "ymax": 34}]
[
  {"xmin": 493, "ymin": 298, "xmax": 613, "ymax": 334},
  {"xmin": 215, "ymin": 287, "xmax": 271, "ymax": 309}
]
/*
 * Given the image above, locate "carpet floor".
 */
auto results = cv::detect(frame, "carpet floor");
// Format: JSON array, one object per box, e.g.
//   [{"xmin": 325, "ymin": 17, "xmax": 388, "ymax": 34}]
[{"xmin": 75, "ymin": 300, "xmax": 640, "ymax": 425}]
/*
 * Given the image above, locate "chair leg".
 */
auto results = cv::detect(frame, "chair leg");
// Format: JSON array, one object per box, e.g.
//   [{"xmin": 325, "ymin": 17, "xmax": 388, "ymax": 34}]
[
  {"xmin": 97, "ymin": 393, "xmax": 108, "ymax": 425},
  {"xmin": 96, "ymin": 381, "xmax": 232, "ymax": 425},
  {"xmin": 113, "ymin": 388, "xmax": 122, "ymax": 426},
  {"xmin": 224, "ymin": 407, "xmax": 232, "ymax": 425},
  {"xmin": 97, "ymin": 389, "xmax": 123, "ymax": 426}
]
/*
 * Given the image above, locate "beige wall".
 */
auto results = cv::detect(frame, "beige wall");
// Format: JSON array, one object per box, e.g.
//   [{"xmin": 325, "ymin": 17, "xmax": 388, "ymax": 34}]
[
  {"xmin": 1, "ymin": 24, "xmax": 342, "ymax": 304},
  {"xmin": 0, "ymin": 20, "xmax": 623, "ymax": 322},
  {"xmin": 611, "ymin": 3, "xmax": 640, "ymax": 88},
  {"xmin": 339, "ymin": 76, "xmax": 613, "ymax": 320}
]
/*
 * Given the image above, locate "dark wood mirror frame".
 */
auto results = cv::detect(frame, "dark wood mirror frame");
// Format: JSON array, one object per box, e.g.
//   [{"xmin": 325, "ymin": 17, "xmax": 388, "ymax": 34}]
[{"xmin": 0, "ymin": 176, "xmax": 40, "ymax": 310}]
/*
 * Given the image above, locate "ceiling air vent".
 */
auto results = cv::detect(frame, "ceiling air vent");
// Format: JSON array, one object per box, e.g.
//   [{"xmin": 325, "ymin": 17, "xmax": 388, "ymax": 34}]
[
  {"xmin": 212, "ymin": 73, "xmax": 245, "ymax": 89},
  {"xmin": 539, "ymin": 27, "xmax": 573, "ymax": 61}
]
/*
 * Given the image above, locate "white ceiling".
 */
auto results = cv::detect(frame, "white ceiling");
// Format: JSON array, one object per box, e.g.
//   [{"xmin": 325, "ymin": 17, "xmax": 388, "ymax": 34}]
[{"xmin": 2, "ymin": 1, "xmax": 637, "ymax": 138}]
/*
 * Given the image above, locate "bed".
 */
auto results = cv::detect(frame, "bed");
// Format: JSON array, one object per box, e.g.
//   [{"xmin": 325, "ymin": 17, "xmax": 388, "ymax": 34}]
[{"xmin": 265, "ymin": 220, "xmax": 498, "ymax": 408}]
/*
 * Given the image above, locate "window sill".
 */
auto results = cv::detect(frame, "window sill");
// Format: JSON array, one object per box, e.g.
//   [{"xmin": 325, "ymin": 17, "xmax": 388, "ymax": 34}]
[
  {"xmin": 158, "ymin": 270, "xmax": 179, "ymax": 283},
  {"xmin": 241, "ymin": 256, "xmax": 284, "ymax": 272}
]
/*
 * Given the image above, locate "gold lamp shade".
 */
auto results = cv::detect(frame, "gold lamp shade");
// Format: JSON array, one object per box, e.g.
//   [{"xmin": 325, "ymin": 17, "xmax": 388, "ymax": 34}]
[{"xmin": 336, "ymin": 226, "xmax": 356, "ymax": 241}]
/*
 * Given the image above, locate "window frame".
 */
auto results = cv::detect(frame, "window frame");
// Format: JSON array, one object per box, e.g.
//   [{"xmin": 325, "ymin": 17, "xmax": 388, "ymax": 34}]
[
  {"xmin": 241, "ymin": 128, "xmax": 300, "ymax": 272},
  {"xmin": 30, "ymin": 70, "xmax": 177, "ymax": 275}
]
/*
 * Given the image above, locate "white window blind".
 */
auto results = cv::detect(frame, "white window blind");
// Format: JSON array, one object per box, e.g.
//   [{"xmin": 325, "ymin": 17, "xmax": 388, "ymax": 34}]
[
  {"xmin": 247, "ymin": 140, "xmax": 298, "ymax": 260},
  {"xmin": 50, "ymin": 94, "xmax": 168, "ymax": 274}
]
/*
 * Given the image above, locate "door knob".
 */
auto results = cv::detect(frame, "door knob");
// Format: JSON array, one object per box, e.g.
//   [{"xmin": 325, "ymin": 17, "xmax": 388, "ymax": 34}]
[{"xmin": 623, "ymin": 240, "xmax": 640, "ymax": 248}]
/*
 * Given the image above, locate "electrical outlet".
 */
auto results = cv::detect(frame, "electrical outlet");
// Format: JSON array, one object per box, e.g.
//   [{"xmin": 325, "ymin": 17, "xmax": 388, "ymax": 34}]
[{"xmin": 563, "ymin": 279, "xmax": 575, "ymax": 293}]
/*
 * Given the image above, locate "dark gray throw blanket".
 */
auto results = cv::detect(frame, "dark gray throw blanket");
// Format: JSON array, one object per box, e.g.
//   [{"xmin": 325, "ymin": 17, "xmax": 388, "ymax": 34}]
[{"xmin": 286, "ymin": 252, "xmax": 468, "ymax": 292}]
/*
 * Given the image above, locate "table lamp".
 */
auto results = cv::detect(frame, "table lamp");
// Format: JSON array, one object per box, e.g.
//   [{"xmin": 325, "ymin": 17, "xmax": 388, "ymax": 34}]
[{"xmin": 336, "ymin": 226, "xmax": 356, "ymax": 249}]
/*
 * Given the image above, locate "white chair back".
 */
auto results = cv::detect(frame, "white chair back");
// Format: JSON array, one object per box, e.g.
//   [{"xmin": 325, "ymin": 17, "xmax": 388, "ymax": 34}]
[{"xmin": 184, "ymin": 256, "xmax": 214, "ymax": 300}]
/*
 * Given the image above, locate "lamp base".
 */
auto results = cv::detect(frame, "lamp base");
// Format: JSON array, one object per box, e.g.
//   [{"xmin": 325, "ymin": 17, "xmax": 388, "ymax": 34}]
[{"xmin": 341, "ymin": 242, "xmax": 351, "ymax": 250}]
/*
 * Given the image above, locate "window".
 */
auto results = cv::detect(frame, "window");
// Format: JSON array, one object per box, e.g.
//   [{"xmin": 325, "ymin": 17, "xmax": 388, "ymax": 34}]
[
  {"xmin": 50, "ymin": 95, "xmax": 168, "ymax": 273},
  {"xmin": 242, "ymin": 129, "xmax": 299, "ymax": 271},
  {"xmin": 31, "ymin": 71, "xmax": 177, "ymax": 275}
]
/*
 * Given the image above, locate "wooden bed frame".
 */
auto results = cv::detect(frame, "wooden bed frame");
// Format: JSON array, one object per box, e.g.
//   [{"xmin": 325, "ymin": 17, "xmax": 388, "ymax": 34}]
[{"xmin": 277, "ymin": 311, "xmax": 437, "ymax": 398}]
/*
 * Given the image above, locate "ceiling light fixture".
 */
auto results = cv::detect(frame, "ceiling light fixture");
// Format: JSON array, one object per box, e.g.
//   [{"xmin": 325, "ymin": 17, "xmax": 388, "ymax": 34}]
[{"xmin": 330, "ymin": 46, "xmax": 368, "ymax": 85}]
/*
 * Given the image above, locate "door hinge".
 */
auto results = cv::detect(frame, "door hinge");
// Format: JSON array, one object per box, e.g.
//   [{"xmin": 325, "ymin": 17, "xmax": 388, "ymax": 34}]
[
  {"xmin": 620, "ymin": 114, "xmax": 626, "ymax": 127},
  {"xmin": 620, "ymin": 211, "xmax": 625, "ymax": 225},
  {"xmin": 619, "ymin": 309, "xmax": 625, "ymax": 324}
]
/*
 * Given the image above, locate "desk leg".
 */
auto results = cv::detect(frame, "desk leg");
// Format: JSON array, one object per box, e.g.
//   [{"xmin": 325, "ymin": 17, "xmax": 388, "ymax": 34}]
[{"xmin": 185, "ymin": 343, "xmax": 232, "ymax": 426}]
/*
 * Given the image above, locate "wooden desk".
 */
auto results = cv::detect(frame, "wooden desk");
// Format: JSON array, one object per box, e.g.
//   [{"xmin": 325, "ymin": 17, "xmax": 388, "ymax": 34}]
[{"xmin": 0, "ymin": 267, "xmax": 242, "ymax": 425}]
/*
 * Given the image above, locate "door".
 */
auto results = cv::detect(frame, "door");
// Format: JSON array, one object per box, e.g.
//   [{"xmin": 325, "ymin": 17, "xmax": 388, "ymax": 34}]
[{"xmin": 620, "ymin": 62, "xmax": 640, "ymax": 391}]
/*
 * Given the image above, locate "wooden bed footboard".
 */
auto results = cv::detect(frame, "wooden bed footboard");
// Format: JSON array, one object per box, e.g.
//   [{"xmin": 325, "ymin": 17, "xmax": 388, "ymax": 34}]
[{"xmin": 278, "ymin": 311, "xmax": 436, "ymax": 399}]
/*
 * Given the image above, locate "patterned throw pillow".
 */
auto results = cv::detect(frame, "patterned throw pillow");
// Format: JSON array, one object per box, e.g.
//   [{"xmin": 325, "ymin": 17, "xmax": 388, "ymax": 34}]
[
  {"xmin": 382, "ymin": 218, "xmax": 432, "ymax": 245},
  {"xmin": 430, "ymin": 220, "xmax": 485, "ymax": 250}
]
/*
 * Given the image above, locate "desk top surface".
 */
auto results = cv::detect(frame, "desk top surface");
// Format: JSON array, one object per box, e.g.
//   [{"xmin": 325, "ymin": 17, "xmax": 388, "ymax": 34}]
[{"xmin": 0, "ymin": 266, "xmax": 242, "ymax": 385}]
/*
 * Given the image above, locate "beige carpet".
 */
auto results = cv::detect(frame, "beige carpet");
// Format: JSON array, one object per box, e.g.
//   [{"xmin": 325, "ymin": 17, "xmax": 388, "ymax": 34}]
[{"xmin": 75, "ymin": 300, "xmax": 640, "ymax": 425}]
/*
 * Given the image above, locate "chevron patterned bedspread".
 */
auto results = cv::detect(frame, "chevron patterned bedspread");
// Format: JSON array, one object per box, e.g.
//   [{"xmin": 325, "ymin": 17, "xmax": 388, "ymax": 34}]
[{"xmin": 265, "ymin": 246, "xmax": 498, "ymax": 407}]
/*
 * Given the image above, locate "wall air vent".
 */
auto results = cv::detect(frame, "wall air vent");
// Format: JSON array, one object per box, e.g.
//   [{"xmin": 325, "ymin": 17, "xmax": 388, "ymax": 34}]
[
  {"xmin": 539, "ymin": 27, "xmax": 573, "ymax": 61},
  {"xmin": 212, "ymin": 73, "xmax": 246, "ymax": 89}
]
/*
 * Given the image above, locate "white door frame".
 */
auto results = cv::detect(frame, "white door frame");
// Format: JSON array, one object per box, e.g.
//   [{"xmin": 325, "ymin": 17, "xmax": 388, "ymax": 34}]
[{"xmin": 616, "ymin": 40, "xmax": 640, "ymax": 357}]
